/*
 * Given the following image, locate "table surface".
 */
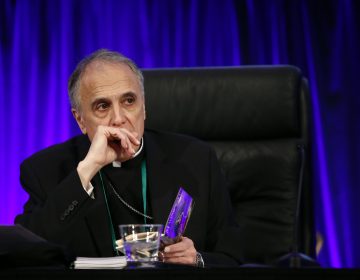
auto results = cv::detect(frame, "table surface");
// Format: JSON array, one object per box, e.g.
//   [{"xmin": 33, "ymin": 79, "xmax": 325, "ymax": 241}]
[{"xmin": 2, "ymin": 266, "xmax": 360, "ymax": 280}]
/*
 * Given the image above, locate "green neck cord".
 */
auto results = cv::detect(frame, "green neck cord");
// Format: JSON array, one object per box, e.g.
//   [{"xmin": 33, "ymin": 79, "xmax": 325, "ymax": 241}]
[
  {"xmin": 99, "ymin": 159, "xmax": 148, "ymax": 254},
  {"xmin": 141, "ymin": 160, "xmax": 147, "ymax": 224}
]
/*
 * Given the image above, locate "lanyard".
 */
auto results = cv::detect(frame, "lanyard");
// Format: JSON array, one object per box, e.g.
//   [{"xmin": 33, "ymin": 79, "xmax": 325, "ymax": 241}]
[
  {"xmin": 141, "ymin": 160, "xmax": 147, "ymax": 224},
  {"xmin": 99, "ymin": 159, "xmax": 148, "ymax": 255}
]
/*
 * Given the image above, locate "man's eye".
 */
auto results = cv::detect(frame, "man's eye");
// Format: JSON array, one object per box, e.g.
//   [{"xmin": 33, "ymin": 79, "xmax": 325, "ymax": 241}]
[
  {"xmin": 124, "ymin": 97, "xmax": 135, "ymax": 105},
  {"xmin": 96, "ymin": 103, "xmax": 109, "ymax": 111}
]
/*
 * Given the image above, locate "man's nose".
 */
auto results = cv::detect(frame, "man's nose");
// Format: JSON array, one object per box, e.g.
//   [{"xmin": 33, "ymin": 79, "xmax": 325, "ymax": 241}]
[{"xmin": 110, "ymin": 106, "xmax": 126, "ymax": 127}]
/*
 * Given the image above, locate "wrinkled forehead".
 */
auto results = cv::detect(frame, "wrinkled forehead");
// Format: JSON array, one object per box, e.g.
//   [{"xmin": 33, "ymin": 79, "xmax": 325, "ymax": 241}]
[{"xmin": 80, "ymin": 61, "xmax": 141, "ymax": 94}]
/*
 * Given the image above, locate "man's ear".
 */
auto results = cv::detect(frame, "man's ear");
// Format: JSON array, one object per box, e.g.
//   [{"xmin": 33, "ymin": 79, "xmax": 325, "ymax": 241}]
[
  {"xmin": 72, "ymin": 108, "xmax": 87, "ymax": 134},
  {"xmin": 143, "ymin": 104, "xmax": 146, "ymax": 120}
]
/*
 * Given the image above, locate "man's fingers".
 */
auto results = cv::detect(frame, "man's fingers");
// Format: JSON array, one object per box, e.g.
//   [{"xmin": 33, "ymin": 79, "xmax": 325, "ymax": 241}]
[
  {"xmin": 162, "ymin": 256, "xmax": 195, "ymax": 265},
  {"xmin": 163, "ymin": 251, "xmax": 187, "ymax": 258},
  {"xmin": 100, "ymin": 125, "xmax": 139, "ymax": 141},
  {"xmin": 105, "ymin": 129, "xmax": 138, "ymax": 153},
  {"xmin": 161, "ymin": 237, "xmax": 197, "ymax": 265},
  {"xmin": 164, "ymin": 237, "xmax": 193, "ymax": 253},
  {"xmin": 163, "ymin": 247, "xmax": 196, "ymax": 259},
  {"xmin": 109, "ymin": 127, "xmax": 140, "ymax": 144},
  {"xmin": 127, "ymin": 131, "xmax": 140, "ymax": 145}
]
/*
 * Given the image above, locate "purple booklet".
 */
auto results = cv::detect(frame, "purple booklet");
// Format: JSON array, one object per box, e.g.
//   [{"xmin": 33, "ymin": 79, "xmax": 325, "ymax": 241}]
[{"xmin": 163, "ymin": 187, "xmax": 194, "ymax": 241}]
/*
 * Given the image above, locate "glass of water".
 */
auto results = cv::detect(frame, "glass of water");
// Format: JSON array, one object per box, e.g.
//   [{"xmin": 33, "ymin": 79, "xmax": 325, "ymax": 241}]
[{"xmin": 119, "ymin": 224, "xmax": 163, "ymax": 263}]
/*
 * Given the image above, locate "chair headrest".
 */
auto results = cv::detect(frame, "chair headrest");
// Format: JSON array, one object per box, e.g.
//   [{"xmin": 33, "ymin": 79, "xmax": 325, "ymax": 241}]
[{"xmin": 143, "ymin": 66, "xmax": 303, "ymax": 140}]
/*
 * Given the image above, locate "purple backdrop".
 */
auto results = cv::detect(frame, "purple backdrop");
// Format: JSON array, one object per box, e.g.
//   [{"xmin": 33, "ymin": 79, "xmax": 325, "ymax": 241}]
[{"xmin": 0, "ymin": 0, "xmax": 359, "ymax": 268}]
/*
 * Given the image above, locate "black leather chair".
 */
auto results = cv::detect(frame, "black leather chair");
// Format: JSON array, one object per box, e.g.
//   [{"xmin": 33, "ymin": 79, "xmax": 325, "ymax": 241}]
[{"xmin": 143, "ymin": 66, "xmax": 315, "ymax": 265}]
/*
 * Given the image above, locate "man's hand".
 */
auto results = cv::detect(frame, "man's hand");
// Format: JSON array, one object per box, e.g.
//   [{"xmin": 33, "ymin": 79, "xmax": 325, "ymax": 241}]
[
  {"xmin": 77, "ymin": 125, "xmax": 140, "ymax": 187},
  {"xmin": 159, "ymin": 237, "xmax": 197, "ymax": 265}
]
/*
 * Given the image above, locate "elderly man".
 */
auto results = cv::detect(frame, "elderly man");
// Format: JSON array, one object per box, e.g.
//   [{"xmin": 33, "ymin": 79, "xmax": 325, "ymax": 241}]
[{"xmin": 15, "ymin": 49, "xmax": 241, "ymax": 267}]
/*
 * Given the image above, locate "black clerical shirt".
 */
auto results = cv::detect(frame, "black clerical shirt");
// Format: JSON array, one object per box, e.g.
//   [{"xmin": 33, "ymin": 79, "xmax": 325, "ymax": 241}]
[{"xmin": 101, "ymin": 148, "xmax": 153, "ymax": 239}]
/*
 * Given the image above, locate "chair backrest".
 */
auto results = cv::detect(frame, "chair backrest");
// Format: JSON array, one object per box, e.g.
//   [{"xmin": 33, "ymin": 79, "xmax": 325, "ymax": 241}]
[{"xmin": 143, "ymin": 66, "xmax": 315, "ymax": 264}]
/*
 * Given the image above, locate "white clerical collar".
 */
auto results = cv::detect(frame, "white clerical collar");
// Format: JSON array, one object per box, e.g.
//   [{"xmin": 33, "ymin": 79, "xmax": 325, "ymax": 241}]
[{"xmin": 112, "ymin": 137, "xmax": 144, "ymax": 168}]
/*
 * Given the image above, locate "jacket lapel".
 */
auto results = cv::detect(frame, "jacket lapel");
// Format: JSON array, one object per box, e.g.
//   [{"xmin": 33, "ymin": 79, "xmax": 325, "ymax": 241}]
[
  {"xmin": 144, "ymin": 131, "xmax": 199, "ymax": 229},
  {"xmin": 144, "ymin": 133, "xmax": 179, "ymax": 226}
]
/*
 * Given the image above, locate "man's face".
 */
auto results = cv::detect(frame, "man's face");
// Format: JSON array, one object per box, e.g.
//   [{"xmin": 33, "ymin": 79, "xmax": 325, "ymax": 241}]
[{"xmin": 72, "ymin": 61, "xmax": 145, "ymax": 143}]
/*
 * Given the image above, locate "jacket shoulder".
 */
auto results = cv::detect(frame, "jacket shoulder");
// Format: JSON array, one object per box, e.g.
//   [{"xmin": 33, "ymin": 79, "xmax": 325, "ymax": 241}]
[{"xmin": 21, "ymin": 135, "xmax": 89, "ymax": 168}]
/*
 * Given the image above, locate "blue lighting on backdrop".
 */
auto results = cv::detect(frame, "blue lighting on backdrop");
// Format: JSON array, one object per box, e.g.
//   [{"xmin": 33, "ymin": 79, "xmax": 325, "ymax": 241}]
[{"xmin": 0, "ymin": 0, "xmax": 359, "ymax": 268}]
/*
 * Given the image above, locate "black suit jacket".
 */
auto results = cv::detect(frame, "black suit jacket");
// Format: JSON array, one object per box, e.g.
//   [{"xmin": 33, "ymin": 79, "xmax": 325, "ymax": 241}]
[{"xmin": 15, "ymin": 130, "xmax": 242, "ymax": 266}]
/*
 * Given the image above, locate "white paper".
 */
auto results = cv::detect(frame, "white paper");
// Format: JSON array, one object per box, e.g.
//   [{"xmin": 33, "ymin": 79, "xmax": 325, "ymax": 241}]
[{"xmin": 73, "ymin": 256, "xmax": 127, "ymax": 269}]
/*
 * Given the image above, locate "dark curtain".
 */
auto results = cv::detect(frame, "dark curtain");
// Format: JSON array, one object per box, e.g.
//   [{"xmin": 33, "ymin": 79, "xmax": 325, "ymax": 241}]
[{"xmin": 0, "ymin": 0, "xmax": 359, "ymax": 268}]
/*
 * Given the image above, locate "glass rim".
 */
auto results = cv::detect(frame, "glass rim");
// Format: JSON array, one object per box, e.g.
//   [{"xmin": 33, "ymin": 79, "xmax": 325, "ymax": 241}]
[{"xmin": 118, "ymin": 224, "xmax": 163, "ymax": 228}]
